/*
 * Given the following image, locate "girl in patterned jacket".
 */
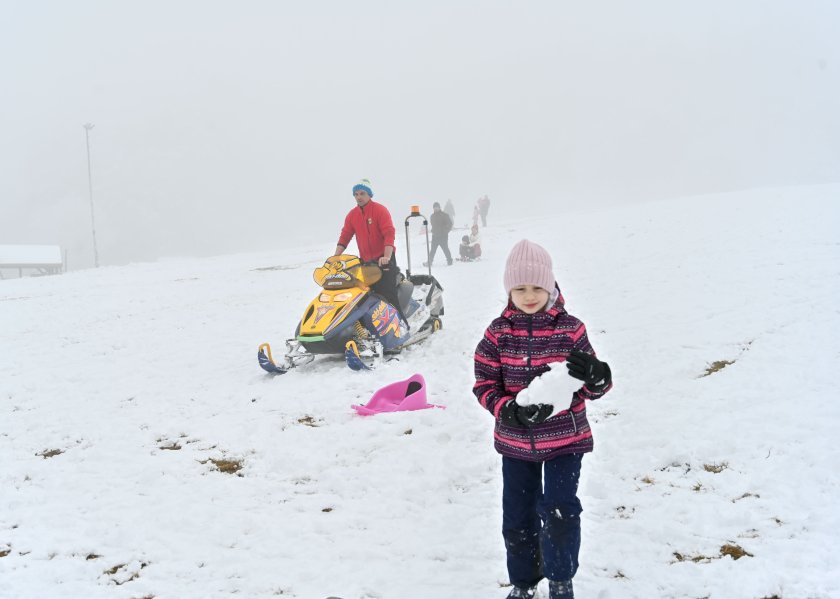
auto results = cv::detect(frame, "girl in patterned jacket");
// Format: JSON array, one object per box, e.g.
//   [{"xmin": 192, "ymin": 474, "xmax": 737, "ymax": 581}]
[{"xmin": 473, "ymin": 239, "xmax": 613, "ymax": 599}]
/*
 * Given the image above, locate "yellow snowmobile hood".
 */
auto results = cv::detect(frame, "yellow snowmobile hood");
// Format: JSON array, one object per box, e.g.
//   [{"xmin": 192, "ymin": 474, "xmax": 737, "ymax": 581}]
[{"xmin": 299, "ymin": 255, "xmax": 379, "ymax": 337}]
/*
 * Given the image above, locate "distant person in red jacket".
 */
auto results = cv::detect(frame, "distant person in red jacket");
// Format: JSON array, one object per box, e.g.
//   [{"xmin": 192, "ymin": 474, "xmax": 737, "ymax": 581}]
[{"xmin": 334, "ymin": 178, "xmax": 404, "ymax": 321}]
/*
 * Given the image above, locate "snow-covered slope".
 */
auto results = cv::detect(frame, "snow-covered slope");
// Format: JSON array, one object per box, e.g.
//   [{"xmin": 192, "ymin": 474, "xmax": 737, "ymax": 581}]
[{"xmin": 2, "ymin": 185, "xmax": 839, "ymax": 598}]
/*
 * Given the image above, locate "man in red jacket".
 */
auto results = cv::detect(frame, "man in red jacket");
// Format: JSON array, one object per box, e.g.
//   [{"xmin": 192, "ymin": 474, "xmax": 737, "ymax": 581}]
[{"xmin": 334, "ymin": 178, "xmax": 405, "ymax": 322}]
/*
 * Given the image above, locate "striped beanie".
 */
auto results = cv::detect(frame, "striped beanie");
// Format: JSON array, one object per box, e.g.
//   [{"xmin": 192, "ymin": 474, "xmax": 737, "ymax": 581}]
[
  {"xmin": 503, "ymin": 239, "xmax": 556, "ymax": 293},
  {"xmin": 352, "ymin": 178, "xmax": 374, "ymax": 197}
]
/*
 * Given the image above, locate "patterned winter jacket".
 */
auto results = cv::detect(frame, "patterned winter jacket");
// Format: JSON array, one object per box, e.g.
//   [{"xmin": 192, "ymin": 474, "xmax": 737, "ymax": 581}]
[{"xmin": 473, "ymin": 290, "xmax": 613, "ymax": 461}]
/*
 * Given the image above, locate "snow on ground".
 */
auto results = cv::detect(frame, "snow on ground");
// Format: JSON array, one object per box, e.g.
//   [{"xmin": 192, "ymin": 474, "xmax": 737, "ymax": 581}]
[{"xmin": 1, "ymin": 185, "xmax": 839, "ymax": 598}]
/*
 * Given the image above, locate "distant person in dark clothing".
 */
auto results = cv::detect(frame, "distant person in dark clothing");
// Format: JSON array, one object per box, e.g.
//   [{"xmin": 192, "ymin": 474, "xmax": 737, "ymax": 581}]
[
  {"xmin": 424, "ymin": 202, "xmax": 453, "ymax": 267},
  {"xmin": 478, "ymin": 195, "xmax": 491, "ymax": 227}
]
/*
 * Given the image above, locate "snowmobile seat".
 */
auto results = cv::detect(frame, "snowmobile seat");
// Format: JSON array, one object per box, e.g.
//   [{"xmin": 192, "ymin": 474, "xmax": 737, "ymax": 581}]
[
  {"xmin": 397, "ymin": 279, "xmax": 415, "ymax": 315},
  {"xmin": 408, "ymin": 273, "xmax": 443, "ymax": 290}
]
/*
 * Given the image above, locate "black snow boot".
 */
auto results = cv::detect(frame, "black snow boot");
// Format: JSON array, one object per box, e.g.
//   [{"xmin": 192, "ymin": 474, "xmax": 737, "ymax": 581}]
[
  {"xmin": 549, "ymin": 579, "xmax": 574, "ymax": 599},
  {"xmin": 506, "ymin": 585, "xmax": 537, "ymax": 599}
]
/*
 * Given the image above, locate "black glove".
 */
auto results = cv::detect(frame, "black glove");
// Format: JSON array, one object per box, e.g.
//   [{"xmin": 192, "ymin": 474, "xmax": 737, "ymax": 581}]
[
  {"xmin": 499, "ymin": 400, "xmax": 554, "ymax": 427},
  {"xmin": 566, "ymin": 350, "xmax": 611, "ymax": 387}
]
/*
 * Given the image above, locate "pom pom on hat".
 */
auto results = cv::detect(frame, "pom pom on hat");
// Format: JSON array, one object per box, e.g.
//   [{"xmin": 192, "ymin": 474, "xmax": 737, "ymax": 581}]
[
  {"xmin": 352, "ymin": 178, "xmax": 374, "ymax": 197},
  {"xmin": 503, "ymin": 239, "xmax": 556, "ymax": 294}
]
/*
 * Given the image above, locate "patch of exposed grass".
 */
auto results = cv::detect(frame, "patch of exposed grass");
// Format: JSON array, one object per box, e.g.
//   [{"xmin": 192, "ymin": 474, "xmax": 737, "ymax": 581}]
[
  {"xmin": 0, "ymin": 548, "xmax": 10, "ymax": 558},
  {"xmin": 673, "ymin": 543, "xmax": 753, "ymax": 565},
  {"xmin": 732, "ymin": 492, "xmax": 759, "ymax": 502},
  {"xmin": 673, "ymin": 551, "xmax": 709, "ymax": 563},
  {"xmin": 85, "ymin": 553, "xmax": 101, "ymax": 560},
  {"xmin": 692, "ymin": 482, "xmax": 704, "ymax": 492},
  {"xmin": 208, "ymin": 458, "xmax": 244, "ymax": 475},
  {"xmin": 703, "ymin": 462, "xmax": 728, "ymax": 473},
  {"xmin": 640, "ymin": 475, "xmax": 655, "ymax": 485},
  {"xmin": 613, "ymin": 505, "xmax": 636, "ymax": 519},
  {"xmin": 700, "ymin": 359, "xmax": 734, "ymax": 377},
  {"xmin": 297, "ymin": 415, "xmax": 320, "ymax": 427},
  {"xmin": 104, "ymin": 563, "xmax": 125, "ymax": 575},
  {"xmin": 659, "ymin": 461, "xmax": 691, "ymax": 474},
  {"xmin": 158, "ymin": 442, "xmax": 181, "ymax": 451},
  {"xmin": 104, "ymin": 561, "xmax": 149, "ymax": 586},
  {"xmin": 36, "ymin": 448, "xmax": 64, "ymax": 459},
  {"xmin": 720, "ymin": 543, "xmax": 753, "ymax": 560},
  {"xmin": 115, "ymin": 574, "xmax": 138, "ymax": 586}
]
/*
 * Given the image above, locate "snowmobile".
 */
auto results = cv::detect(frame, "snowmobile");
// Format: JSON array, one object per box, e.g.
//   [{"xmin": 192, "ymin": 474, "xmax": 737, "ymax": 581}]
[{"xmin": 258, "ymin": 206, "xmax": 445, "ymax": 374}]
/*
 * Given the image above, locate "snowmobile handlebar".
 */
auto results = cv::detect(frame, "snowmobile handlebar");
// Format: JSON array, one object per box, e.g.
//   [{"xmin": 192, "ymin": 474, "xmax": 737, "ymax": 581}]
[{"xmin": 404, "ymin": 212, "xmax": 431, "ymax": 279}]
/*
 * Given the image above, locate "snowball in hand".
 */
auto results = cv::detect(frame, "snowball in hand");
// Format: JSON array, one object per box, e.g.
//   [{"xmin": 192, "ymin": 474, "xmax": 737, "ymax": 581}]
[{"xmin": 515, "ymin": 362, "xmax": 583, "ymax": 418}]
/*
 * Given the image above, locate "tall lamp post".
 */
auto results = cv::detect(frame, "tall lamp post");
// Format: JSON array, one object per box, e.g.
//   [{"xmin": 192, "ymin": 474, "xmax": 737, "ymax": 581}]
[{"xmin": 83, "ymin": 123, "xmax": 100, "ymax": 268}]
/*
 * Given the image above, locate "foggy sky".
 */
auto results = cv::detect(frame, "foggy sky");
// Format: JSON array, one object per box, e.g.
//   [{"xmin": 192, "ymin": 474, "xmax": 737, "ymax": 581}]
[{"xmin": 2, "ymin": 0, "xmax": 839, "ymax": 269}]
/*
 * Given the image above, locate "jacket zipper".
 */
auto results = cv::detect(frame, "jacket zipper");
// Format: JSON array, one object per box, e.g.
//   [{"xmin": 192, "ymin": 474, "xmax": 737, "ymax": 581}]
[
  {"xmin": 360, "ymin": 204, "xmax": 371, "ymax": 261},
  {"xmin": 526, "ymin": 316, "xmax": 537, "ymax": 456}
]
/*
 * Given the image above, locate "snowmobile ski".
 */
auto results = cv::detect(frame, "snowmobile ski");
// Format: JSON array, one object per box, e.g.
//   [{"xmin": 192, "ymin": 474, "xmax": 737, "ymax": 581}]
[
  {"xmin": 344, "ymin": 340, "xmax": 371, "ymax": 371},
  {"xmin": 258, "ymin": 343, "xmax": 289, "ymax": 375}
]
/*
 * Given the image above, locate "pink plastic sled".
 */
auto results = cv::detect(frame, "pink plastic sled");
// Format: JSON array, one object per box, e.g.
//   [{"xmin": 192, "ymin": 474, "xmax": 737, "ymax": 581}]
[{"xmin": 352, "ymin": 373, "xmax": 445, "ymax": 416}]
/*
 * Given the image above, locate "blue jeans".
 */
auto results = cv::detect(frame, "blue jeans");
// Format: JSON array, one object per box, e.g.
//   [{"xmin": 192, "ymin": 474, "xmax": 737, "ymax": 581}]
[{"xmin": 502, "ymin": 454, "xmax": 583, "ymax": 587}]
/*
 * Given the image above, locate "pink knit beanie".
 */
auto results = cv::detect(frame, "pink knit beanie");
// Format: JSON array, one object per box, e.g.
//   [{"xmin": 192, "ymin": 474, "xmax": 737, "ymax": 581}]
[{"xmin": 503, "ymin": 239, "xmax": 556, "ymax": 293}]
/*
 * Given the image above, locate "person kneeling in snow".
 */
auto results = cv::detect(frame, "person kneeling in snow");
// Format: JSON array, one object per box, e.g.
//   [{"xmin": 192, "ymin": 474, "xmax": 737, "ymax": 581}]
[
  {"xmin": 459, "ymin": 224, "xmax": 482, "ymax": 261},
  {"xmin": 473, "ymin": 239, "xmax": 613, "ymax": 599}
]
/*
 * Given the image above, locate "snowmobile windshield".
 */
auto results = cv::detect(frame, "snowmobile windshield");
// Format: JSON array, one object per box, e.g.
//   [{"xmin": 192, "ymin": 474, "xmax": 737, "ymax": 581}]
[{"xmin": 313, "ymin": 255, "xmax": 381, "ymax": 289}]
